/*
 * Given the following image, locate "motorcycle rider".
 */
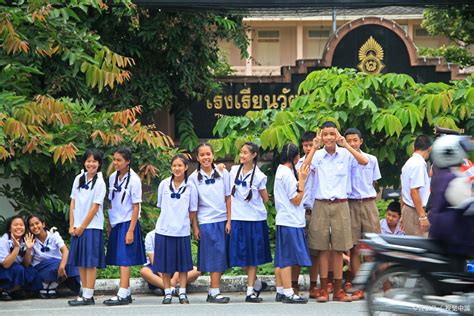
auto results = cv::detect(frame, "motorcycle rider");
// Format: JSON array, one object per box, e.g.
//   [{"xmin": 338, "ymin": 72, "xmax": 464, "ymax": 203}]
[{"xmin": 428, "ymin": 135, "xmax": 474, "ymax": 257}]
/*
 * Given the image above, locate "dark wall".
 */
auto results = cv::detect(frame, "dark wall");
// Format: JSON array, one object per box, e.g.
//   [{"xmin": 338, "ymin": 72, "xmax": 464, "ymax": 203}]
[{"xmin": 331, "ymin": 24, "xmax": 451, "ymax": 83}]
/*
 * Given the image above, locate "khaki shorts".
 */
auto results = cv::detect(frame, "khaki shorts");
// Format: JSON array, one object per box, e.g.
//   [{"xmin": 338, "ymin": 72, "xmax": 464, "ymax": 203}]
[
  {"xmin": 304, "ymin": 208, "xmax": 312, "ymax": 234},
  {"xmin": 401, "ymin": 205, "xmax": 429, "ymax": 237},
  {"xmin": 308, "ymin": 200, "xmax": 352, "ymax": 251},
  {"xmin": 349, "ymin": 199, "xmax": 381, "ymax": 245}
]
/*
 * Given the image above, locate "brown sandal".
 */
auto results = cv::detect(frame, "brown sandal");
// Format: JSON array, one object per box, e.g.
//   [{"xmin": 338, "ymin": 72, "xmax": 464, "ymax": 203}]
[
  {"xmin": 333, "ymin": 289, "xmax": 352, "ymax": 302},
  {"xmin": 351, "ymin": 289, "xmax": 365, "ymax": 301}
]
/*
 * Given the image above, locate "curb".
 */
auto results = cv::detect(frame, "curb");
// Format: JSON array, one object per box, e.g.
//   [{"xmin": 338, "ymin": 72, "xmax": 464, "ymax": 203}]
[{"xmin": 94, "ymin": 275, "xmax": 312, "ymax": 294}]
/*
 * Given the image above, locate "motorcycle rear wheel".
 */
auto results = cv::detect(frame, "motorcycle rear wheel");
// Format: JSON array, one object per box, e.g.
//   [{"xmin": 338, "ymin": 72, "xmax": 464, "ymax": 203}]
[{"xmin": 366, "ymin": 265, "xmax": 435, "ymax": 316}]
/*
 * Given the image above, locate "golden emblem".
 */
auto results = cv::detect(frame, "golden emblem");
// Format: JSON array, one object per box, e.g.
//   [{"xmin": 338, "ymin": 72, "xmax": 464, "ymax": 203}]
[{"xmin": 357, "ymin": 36, "xmax": 385, "ymax": 74}]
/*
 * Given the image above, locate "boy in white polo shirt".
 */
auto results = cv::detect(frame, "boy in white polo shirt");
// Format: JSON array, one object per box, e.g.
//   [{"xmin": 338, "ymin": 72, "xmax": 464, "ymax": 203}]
[
  {"xmin": 344, "ymin": 128, "xmax": 381, "ymax": 301},
  {"xmin": 400, "ymin": 135, "xmax": 432, "ymax": 236},
  {"xmin": 307, "ymin": 122, "xmax": 369, "ymax": 303}
]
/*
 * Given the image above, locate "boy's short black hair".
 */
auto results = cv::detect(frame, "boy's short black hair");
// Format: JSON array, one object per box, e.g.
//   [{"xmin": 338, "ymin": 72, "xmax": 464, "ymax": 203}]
[
  {"xmin": 414, "ymin": 135, "xmax": 432, "ymax": 151},
  {"xmin": 344, "ymin": 128, "xmax": 362, "ymax": 139},
  {"xmin": 387, "ymin": 201, "xmax": 401, "ymax": 215},
  {"xmin": 301, "ymin": 131, "xmax": 316, "ymax": 143},
  {"xmin": 321, "ymin": 121, "xmax": 337, "ymax": 129}
]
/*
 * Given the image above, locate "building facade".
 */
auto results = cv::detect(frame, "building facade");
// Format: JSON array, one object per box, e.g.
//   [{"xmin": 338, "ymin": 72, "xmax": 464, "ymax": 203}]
[{"xmin": 220, "ymin": 7, "xmax": 467, "ymax": 77}]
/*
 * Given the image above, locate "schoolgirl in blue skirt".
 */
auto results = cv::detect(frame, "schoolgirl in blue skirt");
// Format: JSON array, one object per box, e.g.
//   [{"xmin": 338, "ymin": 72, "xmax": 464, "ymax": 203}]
[
  {"xmin": 273, "ymin": 143, "xmax": 312, "ymax": 304},
  {"xmin": 154, "ymin": 154, "xmax": 198, "ymax": 305},
  {"xmin": 229, "ymin": 142, "xmax": 272, "ymax": 303},
  {"xmin": 67, "ymin": 149, "xmax": 107, "ymax": 306},
  {"xmin": 27, "ymin": 215, "xmax": 80, "ymax": 299},
  {"xmin": 190, "ymin": 143, "xmax": 231, "ymax": 304},
  {"xmin": 104, "ymin": 147, "xmax": 146, "ymax": 306},
  {"xmin": 0, "ymin": 216, "xmax": 41, "ymax": 301}
]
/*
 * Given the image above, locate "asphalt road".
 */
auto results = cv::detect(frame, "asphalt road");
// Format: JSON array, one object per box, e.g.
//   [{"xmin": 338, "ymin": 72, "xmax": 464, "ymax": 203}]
[{"xmin": 1, "ymin": 292, "xmax": 368, "ymax": 315}]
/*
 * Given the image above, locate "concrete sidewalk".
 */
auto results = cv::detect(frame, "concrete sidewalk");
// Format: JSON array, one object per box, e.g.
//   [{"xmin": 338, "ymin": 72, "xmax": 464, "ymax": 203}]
[
  {"xmin": 95, "ymin": 275, "xmax": 313, "ymax": 294},
  {"xmin": 1, "ymin": 292, "xmax": 368, "ymax": 316}
]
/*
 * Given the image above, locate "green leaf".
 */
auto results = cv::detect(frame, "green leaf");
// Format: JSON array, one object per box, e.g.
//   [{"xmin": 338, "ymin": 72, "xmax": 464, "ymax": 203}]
[
  {"xmin": 334, "ymin": 86, "xmax": 347, "ymax": 105},
  {"xmin": 361, "ymin": 100, "xmax": 377, "ymax": 113},
  {"xmin": 466, "ymin": 87, "xmax": 474, "ymax": 104}
]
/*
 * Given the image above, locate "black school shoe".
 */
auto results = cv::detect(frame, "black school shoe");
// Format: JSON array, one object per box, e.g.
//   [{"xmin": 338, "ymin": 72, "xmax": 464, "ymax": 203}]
[
  {"xmin": 162, "ymin": 294, "xmax": 172, "ymax": 304},
  {"xmin": 282, "ymin": 294, "xmax": 308, "ymax": 304},
  {"xmin": 103, "ymin": 295, "xmax": 131, "ymax": 306},
  {"xmin": 254, "ymin": 281, "xmax": 268, "ymax": 298},
  {"xmin": 48, "ymin": 289, "xmax": 58, "ymax": 299},
  {"xmin": 275, "ymin": 293, "xmax": 284, "ymax": 302},
  {"xmin": 68, "ymin": 296, "xmax": 95, "ymax": 306},
  {"xmin": 245, "ymin": 293, "xmax": 263, "ymax": 303},
  {"xmin": 38, "ymin": 290, "xmax": 49, "ymax": 299},
  {"xmin": 206, "ymin": 293, "xmax": 230, "ymax": 304},
  {"xmin": 179, "ymin": 293, "xmax": 189, "ymax": 304},
  {"xmin": 0, "ymin": 291, "xmax": 12, "ymax": 301}
]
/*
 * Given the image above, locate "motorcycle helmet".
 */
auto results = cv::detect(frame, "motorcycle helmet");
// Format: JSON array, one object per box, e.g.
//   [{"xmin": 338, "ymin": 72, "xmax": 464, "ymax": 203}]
[{"xmin": 431, "ymin": 135, "xmax": 473, "ymax": 169}]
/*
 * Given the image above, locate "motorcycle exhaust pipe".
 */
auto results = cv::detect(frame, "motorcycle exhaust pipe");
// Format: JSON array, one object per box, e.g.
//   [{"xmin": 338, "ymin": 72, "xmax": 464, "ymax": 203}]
[{"xmin": 371, "ymin": 297, "xmax": 459, "ymax": 315}]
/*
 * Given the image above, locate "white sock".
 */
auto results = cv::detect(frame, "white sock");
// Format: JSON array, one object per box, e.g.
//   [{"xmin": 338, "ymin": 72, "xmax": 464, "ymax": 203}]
[
  {"xmin": 246, "ymin": 286, "xmax": 254, "ymax": 296},
  {"xmin": 179, "ymin": 288, "xmax": 186, "ymax": 295},
  {"xmin": 117, "ymin": 287, "xmax": 128, "ymax": 299},
  {"xmin": 42, "ymin": 282, "xmax": 50, "ymax": 290},
  {"xmin": 164, "ymin": 288, "xmax": 172, "ymax": 296},
  {"xmin": 83, "ymin": 288, "xmax": 94, "ymax": 299},
  {"xmin": 276, "ymin": 287, "xmax": 284, "ymax": 294},
  {"xmin": 49, "ymin": 282, "xmax": 59, "ymax": 289},
  {"xmin": 209, "ymin": 288, "xmax": 220, "ymax": 296},
  {"xmin": 254, "ymin": 279, "xmax": 262, "ymax": 291},
  {"xmin": 127, "ymin": 287, "xmax": 131, "ymax": 296},
  {"xmin": 283, "ymin": 288, "xmax": 294, "ymax": 297}
]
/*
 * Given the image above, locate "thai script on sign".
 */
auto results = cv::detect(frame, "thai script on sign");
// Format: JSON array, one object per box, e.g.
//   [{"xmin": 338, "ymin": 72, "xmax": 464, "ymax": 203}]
[{"xmin": 206, "ymin": 87, "xmax": 296, "ymax": 111}]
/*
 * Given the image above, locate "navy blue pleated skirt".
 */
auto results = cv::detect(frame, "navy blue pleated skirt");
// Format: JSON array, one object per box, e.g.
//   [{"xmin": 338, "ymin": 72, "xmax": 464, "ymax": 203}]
[
  {"xmin": 198, "ymin": 221, "xmax": 228, "ymax": 272},
  {"xmin": 152, "ymin": 233, "xmax": 193, "ymax": 274},
  {"xmin": 68, "ymin": 228, "xmax": 106, "ymax": 268},
  {"xmin": 274, "ymin": 225, "xmax": 312, "ymax": 268},
  {"xmin": 229, "ymin": 220, "xmax": 272, "ymax": 267},
  {"xmin": 35, "ymin": 258, "xmax": 80, "ymax": 289},
  {"xmin": 0, "ymin": 262, "xmax": 42, "ymax": 291},
  {"xmin": 106, "ymin": 221, "xmax": 146, "ymax": 266}
]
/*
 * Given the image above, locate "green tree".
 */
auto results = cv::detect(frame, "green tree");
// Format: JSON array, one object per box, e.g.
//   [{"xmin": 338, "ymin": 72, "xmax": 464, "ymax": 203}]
[
  {"xmin": 209, "ymin": 68, "xmax": 474, "ymax": 187},
  {"xmin": 422, "ymin": 7, "xmax": 474, "ymax": 46},
  {"xmin": 0, "ymin": 99, "xmax": 179, "ymax": 234},
  {"xmin": 0, "ymin": 1, "xmax": 180, "ymax": 232},
  {"xmin": 38, "ymin": 8, "xmax": 249, "ymax": 150}
]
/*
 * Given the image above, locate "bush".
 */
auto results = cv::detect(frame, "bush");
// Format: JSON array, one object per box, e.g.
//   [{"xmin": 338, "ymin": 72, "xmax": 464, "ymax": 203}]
[{"xmin": 209, "ymin": 68, "xmax": 474, "ymax": 188}]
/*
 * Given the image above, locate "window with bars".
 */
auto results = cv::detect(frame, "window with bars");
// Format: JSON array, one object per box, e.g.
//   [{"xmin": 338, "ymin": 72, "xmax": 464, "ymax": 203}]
[
  {"xmin": 414, "ymin": 27, "xmax": 430, "ymax": 37},
  {"xmin": 257, "ymin": 30, "xmax": 280, "ymax": 42},
  {"xmin": 307, "ymin": 29, "xmax": 330, "ymax": 39}
]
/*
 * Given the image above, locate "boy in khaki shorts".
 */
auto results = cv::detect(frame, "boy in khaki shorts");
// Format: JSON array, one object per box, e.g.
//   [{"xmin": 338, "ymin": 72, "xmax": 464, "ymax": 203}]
[
  {"xmin": 344, "ymin": 128, "xmax": 381, "ymax": 301},
  {"xmin": 400, "ymin": 135, "xmax": 432, "ymax": 236},
  {"xmin": 307, "ymin": 122, "xmax": 369, "ymax": 303}
]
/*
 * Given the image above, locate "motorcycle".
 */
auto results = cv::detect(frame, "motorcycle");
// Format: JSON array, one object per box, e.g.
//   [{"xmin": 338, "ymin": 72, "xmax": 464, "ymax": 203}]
[{"xmin": 353, "ymin": 227, "xmax": 474, "ymax": 315}]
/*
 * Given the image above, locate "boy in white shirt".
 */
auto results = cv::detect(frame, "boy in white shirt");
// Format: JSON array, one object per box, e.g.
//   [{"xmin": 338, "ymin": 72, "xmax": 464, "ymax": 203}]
[{"xmin": 400, "ymin": 135, "xmax": 432, "ymax": 236}]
